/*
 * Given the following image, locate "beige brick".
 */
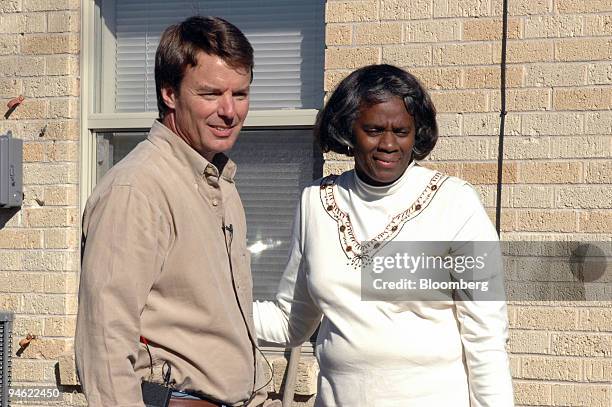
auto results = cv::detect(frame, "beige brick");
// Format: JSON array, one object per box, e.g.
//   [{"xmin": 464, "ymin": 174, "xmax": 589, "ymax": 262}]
[
  {"xmin": 462, "ymin": 162, "xmax": 517, "ymax": 184},
  {"xmin": 579, "ymin": 211, "xmax": 612, "ymax": 233},
  {"xmin": 578, "ymin": 308, "xmax": 612, "ymax": 332},
  {"xmin": 324, "ymin": 160, "xmax": 354, "ymax": 176},
  {"xmin": 0, "ymin": 229, "xmax": 42, "ymax": 249},
  {"xmin": 524, "ymin": 15, "xmax": 583, "ymax": 38},
  {"xmin": 433, "ymin": 0, "xmax": 491, "ymax": 17},
  {"xmin": 0, "ymin": 293, "xmax": 20, "ymax": 310},
  {"xmin": 58, "ymin": 351, "xmax": 79, "ymax": 386},
  {"xmin": 21, "ymin": 33, "xmax": 79, "ymax": 55},
  {"xmin": 65, "ymin": 293, "xmax": 78, "ymax": 313},
  {"xmin": 23, "ymin": 141, "xmax": 45, "ymax": 162},
  {"xmin": 462, "ymin": 113, "xmax": 521, "ymax": 136},
  {"xmin": 422, "ymin": 162, "xmax": 462, "ymax": 178},
  {"xmin": 513, "ymin": 381, "xmax": 552, "ymax": 405},
  {"xmin": 495, "ymin": 40, "xmax": 554, "ymax": 63},
  {"xmin": 323, "ymin": 70, "xmax": 351, "ymax": 92},
  {"xmin": 472, "ymin": 184, "xmax": 509, "ymax": 207},
  {"xmin": 409, "ymin": 67, "xmax": 462, "ymax": 90},
  {"xmin": 585, "ymin": 359, "xmax": 612, "ymax": 382},
  {"xmin": 0, "ymin": 12, "xmax": 46, "ymax": 34},
  {"xmin": 11, "ymin": 360, "xmax": 49, "ymax": 381},
  {"xmin": 381, "ymin": 0, "xmax": 433, "ymax": 20},
  {"xmin": 552, "ymin": 136, "xmax": 611, "ymax": 158},
  {"xmin": 436, "ymin": 113, "xmax": 462, "ymax": 135},
  {"xmin": 556, "ymin": 0, "xmax": 612, "ymax": 13},
  {"xmin": 584, "ymin": 15, "xmax": 612, "ymax": 36},
  {"xmin": 521, "ymin": 356, "xmax": 582, "ymax": 381},
  {"xmin": 44, "ymin": 228, "xmax": 80, "ymax": 249},
  {"xmin": 587, "ymin": 63, "xmax": 612, "ymax": 86},
  {"xmin": 44, "ymin": 185, "xmax": 78, "ymax": 205},
  {"xmin": 516, "ymin": 209, "xmax": 578, "ymax": 232},
  {"xmin": 47, "ymin": 141, "xmax": 78, "ymax": 161},
  {"xmin": 44, "ymin": 272, "xmax": 78, "ymax": 294},
  {"xmin": 44, "ymin": 316, "xmax": 76, "ymax": 336},
  {"xmin": 0, "ymin": 34, "xmax": 19, "ymax": 55},
  {"xmin": 49, "ymin": 98, "xmax": 79, "ymax": 119},
  {"xmin": 19, "ymin": 337, "xmax": 68, "ymax": 359},
  {"xmin": 23, "ymin": 0, "xmax": 78, "ymax": 11},
  {"xmin": 325, "ymin": 47, "xmax": 379, "ymax": 69},
  {"xmin": 552, "ymin": 384, "xmax": 611, "ymax": 407},
  {"xmin": 511, "ymin": 186, "xmax": 554, "ymax": 208},
  {"xmin": 551, "ymin": 333, "xmax": 611, "ymax": 357},
  {"xmin": 23, "ymin": 162, "xmax": 78, "ymax": 184},
  {"xmin": 431, "ymin": 90, "xmax": 488, "ymax": 113},
  {"xmin": 0, "ymin": 271, "xmax": 44, "ymax": 292},
  {"xmin": 406, "ymin": 20, "xmax": 461, "ymax": 43},
  {"xmin": 22, "ymin": 250, "xmax": 79, "ymax": 271},
  {"xmin": 585, "ymin": 161, "xmax": 612, "ymax": 183},
  {"xmin": 326, "ymin": 24, "xmax": 352, "ymax": 46},
  {"xmin": 509, "ymin": 354, "xmax": 520, "ymax": 376},
  {"xmin": 463, "ymin": 66, "xmax": 523, "ymax": 88},
  {"xmin": 428, "ymin": 136, "xmax": 490, "ymax": 160},
  {"xmin": 0, "ymin": 250, "xmax": 24, "ymax": 270},
  {"xmin": 48, "ymin": 10, "xmax": 80, "ymax": 32},
  {"xmin": 517, "ymin": 161, "xmax": 582, "ymax": 183},
  {"xmin": 554, "ymin": 87, "xmax": 612, "ymax": 111},
  {"xmin": 556, "ymin": 38, "xmax": 612, "ymax": 62},
  {"xmin": 525, "ymin": 63, "xmax": 586, "ymax": 87},
  {"xmin": 484, "ymin": 208, "xmax": 515, "ymax": 230},
  {"xmin": 5, "ymin": 98, "xmax": 47, "ymax": 119},
  {"xmin": 382, "ymin": 45, "xmax": 431, "ymax": 67},
  {"xmin": 585, "ymin": 112, "xmax": 612, "ymax": 135},
  {"xmin": 46, "ymin": 54, "xmax": 79, "ymax": 76},
  {"xmin": 492, "ymin": 0, "xmax": 551, "ymax": 15},
  {"xmin": 354, "ymin": 22, "xmax": 402, "ymax": 45},
  {"xmin": 0, "ymin": 55, "xmax": 45, "ymax": 76},
  {"xmin": 0, "ymin": 78, "xmax": 21, "ymax": 98},
  {"xmin": 463, "ymin": 18, "xmax": 521, "ymax": 41},
  {"xmin": 492, "ymin": 88, "xmax": 551, "ymax": 112},
  {"xmin": 24, "ymin": 207, "xmax": 78, "ymax": 227},
  {"xmin": 0, "ymin": 0, "xmax": 22, "ymax": 12},
  {"xmin": 326, "ymin": 1, "xmax": 379, "ymax": 23},
  {"xmin": 23, "ymin": 77, "xmax": 79, "ymax": 98},
  {"xmin": 12, "ymin": 316, "xmax": 43, "ymax": 336},
  {"xmin": 508, "ymin": 330, "xmax": 550, "ymax": 354},
  {"xmin": 23, "ymin": 293, "xmax": 66, "ymax": 314},
  {"xmin": 556, "ymin": 186, "xmax": 612, "ymax": 209},
  {"xmin": 434, "ymin": 43, "xmax": 492, "ymax": 66},
  {"xmin": 503, "ymin": 136, "xmax": 551, "ymax": 159},
  {"xmin": 45, "ymin": 120, "xmax": 80, "ymax": 141}
]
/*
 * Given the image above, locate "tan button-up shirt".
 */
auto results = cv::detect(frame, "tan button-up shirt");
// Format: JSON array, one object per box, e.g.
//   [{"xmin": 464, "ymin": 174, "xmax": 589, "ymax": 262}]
[{"xmin": 76, "ymin": 121, "xmax": 259, "ymax": 406}]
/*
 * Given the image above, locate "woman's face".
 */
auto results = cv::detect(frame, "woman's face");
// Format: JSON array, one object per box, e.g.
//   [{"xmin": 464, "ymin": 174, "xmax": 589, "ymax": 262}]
[{"xmin": 352, "ymin": 97, "xmax": 416, "ymax": 186}]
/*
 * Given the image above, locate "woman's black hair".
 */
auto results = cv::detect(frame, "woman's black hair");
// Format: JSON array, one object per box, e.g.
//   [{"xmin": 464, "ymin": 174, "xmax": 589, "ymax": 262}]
[{"xmin": 314, "ymin": 64, "xmax": 438, "ymax": 160}]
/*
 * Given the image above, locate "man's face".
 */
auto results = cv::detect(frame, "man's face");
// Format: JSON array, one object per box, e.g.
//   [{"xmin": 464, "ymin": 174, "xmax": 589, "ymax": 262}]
[{"xmin": 162, "ymin": 51, "xmax": 251, "ymax": 161}]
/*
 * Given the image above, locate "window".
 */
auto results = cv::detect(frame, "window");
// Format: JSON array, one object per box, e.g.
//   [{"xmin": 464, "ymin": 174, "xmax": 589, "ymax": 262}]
[{"xmin": 82, "ymin": 0, "xmax": 325, "ymax": 300}]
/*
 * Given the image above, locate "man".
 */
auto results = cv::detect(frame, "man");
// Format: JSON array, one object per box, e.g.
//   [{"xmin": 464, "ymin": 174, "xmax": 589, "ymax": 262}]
[{"xmin": 76, "ymin": 16, "xmax": 266, "ymax": 407}]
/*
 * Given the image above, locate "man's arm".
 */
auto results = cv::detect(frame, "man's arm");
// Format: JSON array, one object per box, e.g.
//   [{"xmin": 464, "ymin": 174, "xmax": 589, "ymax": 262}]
[{"xmin": 76, "ymin": 185, "xmax": 169, "ymax": 407}]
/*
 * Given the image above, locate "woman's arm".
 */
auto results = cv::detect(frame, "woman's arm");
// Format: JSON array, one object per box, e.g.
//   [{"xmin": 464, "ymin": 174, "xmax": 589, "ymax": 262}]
[
  {"xmin": 253, "ymin": 188, "xmax": 323, "ymax": 347},
  {"xmin": 452, "ymin": 184, "xmax": 515, "ymax": 407}
]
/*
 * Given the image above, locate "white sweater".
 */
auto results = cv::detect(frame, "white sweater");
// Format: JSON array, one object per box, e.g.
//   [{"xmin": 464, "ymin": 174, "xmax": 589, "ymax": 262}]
[{"xmin": 254, "ymin": 162, "xmax": 514, "ymax": 407}]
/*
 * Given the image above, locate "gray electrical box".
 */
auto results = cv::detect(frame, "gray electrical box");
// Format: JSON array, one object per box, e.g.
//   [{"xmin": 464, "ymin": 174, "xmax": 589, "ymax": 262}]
[{"xmin": 0, "ymin": 131, "xmax": 23, "ymax": 208}]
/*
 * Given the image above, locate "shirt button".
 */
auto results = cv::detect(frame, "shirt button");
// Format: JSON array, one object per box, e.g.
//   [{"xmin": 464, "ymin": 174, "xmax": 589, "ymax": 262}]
[{"xmin": 212, "ymin": 199, "xmax": 219, "ymax": 206}]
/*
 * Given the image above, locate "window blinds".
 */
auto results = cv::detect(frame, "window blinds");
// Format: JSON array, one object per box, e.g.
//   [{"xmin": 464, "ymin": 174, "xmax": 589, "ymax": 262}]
[{"xmin": 113, "ymin": 0, "xmax": 325, "ymax": 112}]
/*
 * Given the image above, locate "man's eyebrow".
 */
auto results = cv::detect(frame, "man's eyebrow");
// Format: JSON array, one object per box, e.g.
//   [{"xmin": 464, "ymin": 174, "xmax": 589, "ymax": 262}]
[{"xmin": 195, "ymin": 85, "xmax": 220, "ymax": 92}]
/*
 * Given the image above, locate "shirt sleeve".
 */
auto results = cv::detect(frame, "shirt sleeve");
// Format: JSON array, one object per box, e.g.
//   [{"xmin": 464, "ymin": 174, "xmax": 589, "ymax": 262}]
[
  {"xmin": 75, "ymin": 185, "xmax": 169, "ymax": 407},
  {"xmin": 253, "ymin": 188, "xmax": 322, "ymax": 347},
  {"xmin": 452, "ymin": 184, "xmax": 515, "ymax": 407}
]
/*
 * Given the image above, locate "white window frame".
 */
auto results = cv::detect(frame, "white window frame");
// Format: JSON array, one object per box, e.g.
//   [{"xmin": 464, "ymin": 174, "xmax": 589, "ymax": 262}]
[{"xmin": 80, "ymin": 0, "xmax": 320, "ymax": 210}]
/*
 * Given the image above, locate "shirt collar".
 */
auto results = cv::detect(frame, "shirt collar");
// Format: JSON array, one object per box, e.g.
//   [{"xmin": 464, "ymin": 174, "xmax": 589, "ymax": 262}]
[{"xmin": 147, "ymin": 120, "xmax": 237, "ymax": 183}]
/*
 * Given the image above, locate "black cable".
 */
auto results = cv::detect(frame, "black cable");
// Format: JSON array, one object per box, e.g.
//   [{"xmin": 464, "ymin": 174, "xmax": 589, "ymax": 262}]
[{"xmin": 495, "ymin": 0, "xmax": 509, "ymax": 236}]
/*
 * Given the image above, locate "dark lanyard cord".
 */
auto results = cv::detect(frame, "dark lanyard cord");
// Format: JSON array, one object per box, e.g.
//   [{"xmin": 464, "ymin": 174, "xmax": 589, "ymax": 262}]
[{"xmin": 495, "ymin": 0, "xmax": 509, "ymax": 236}]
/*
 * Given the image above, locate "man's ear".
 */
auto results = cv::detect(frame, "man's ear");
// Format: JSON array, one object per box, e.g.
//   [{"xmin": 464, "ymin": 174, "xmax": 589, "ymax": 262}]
[{"xmin": 161, "ymin": 86, "xmax": 177, "ymax": 110}]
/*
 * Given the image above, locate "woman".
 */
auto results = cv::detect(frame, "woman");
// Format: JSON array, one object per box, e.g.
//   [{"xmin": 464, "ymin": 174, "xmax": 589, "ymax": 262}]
[{"xmin": 254, "ymin": 64, "xmax": 514, "ymax": 406}]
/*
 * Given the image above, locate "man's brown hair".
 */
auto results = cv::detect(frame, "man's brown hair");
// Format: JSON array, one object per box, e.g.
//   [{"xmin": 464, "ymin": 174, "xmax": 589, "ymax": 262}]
[{"xmin": 155, "ymin": 16, "xmax": 254, "ymax": 119}]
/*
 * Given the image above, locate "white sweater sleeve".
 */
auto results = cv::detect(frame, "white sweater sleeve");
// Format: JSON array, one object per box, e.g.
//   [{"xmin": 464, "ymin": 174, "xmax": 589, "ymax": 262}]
[
  {"xmin": 253, "ymin": 188, "xmax": 322, "ymax": 347},
  {"xmin": 452, "ymin": 184, "xmax": 515, "ymax": 407}
]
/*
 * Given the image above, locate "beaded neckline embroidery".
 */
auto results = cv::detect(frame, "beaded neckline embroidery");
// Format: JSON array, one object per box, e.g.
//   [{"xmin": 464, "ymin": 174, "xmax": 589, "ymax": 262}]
[{"xmin": 319, "ymin": 171, "xmax": 449, "ymax": 268}]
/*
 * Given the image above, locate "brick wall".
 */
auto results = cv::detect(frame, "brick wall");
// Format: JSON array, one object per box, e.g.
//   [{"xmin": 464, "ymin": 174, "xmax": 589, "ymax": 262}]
[
  {"xmin": 0, "ymin": 0, "xmax": 82, "ymax": 405},
  {"xmin": 324, "ymin": 1, "xmax": 611, "ymax": 406}
]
